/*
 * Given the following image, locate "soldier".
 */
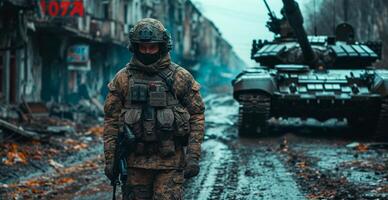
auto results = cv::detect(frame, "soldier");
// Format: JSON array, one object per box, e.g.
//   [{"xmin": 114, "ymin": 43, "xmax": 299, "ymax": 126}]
[{"xmin": 103, "ymin": 18, "xmax": 205, "ymax": 200}]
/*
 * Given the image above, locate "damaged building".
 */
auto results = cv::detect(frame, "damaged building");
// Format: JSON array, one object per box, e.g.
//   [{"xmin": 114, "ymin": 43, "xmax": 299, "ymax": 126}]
[
  {"xmin": 0, "ymin": 0, "xmax": 243, "ymax": 139},
  {"xmin": 0, "ymin": 0, "xmax": 243, "ymax": 106}
]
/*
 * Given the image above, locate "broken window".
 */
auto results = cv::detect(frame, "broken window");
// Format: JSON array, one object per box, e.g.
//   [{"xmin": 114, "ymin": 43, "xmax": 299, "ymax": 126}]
[{"xmin": 102, "ymin": 1, "xmax": 109, "ymax": 19}]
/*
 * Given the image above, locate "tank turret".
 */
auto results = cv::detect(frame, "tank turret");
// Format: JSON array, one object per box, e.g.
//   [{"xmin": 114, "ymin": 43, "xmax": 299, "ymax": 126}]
[{"xmin": 252, "ymin": 0, "xmax": 380, "ymax": 69}]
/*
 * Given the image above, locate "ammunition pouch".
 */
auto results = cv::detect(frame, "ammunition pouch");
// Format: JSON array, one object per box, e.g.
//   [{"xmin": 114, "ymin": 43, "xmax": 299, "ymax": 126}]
[
  {"xmin": 121, "ymin": 65, "xmax": 191, "ymax": 157},
  {"xmin": 142, "ymin": 106, "xmax": 157, "ymax": 141},
  {"xmin": 122, "ymin": 107, "xmax": 177, "ymax": 157},
  {"xmin": 156, "ymin": 108, "xmax": 174, "ymax": 132},
  {"xmin": 156, "ymin": 108, "xmax": 176, "ymax": 157},
  {"xmin": 122, "ymin": 108, "xmax": 143, "ymax": 138},
  {"xmin": 173, "ymin": 106, "xmax": 191, "ymax": 137}
]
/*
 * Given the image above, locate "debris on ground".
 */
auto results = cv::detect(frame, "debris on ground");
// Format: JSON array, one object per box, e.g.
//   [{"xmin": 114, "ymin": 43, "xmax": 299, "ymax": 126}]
[
  {"xmin": 2, "ymin": 143, "xmax": 28, "ymax": 165},
  {"xmin": 1, "ymin": 94, "xmax": 388, "ymax": 199},
  {"xmin": 49, "ymin": 159, "xmax": 64, "ymax": 170},
  {"xmin": 0, "ymin": 99, "xmax": 104, "ymax": 193},
  {"xmin": 0, "ymin": 99, "xmax": 103, "ymax": 140},
  {"xmin": 0, "ymin": 158, "xmax": 101, "ymax": 199}
]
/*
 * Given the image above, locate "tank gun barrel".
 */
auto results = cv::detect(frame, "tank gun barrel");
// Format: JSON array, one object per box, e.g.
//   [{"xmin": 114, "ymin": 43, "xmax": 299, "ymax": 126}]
[{"xmin": 282, "ymin": 0, "xmax": 317, "ymax": 66}]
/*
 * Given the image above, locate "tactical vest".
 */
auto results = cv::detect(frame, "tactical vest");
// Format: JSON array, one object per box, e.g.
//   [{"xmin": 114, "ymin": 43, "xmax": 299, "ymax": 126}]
[{"xmin": 120, "ymin": 64, "xmax": 190, "ymax": 157}]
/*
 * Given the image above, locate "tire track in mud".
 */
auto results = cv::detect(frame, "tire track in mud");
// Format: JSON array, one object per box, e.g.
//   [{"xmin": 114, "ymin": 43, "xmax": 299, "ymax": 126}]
[
  {"xmin": 208, "ymin": 143, "xmax": 239, "ymax": 200},
  {"xmin": 234, "ymin": 142, "xmax": 305, "ymax": 200},
  {"xmin": 184, "ymin": 140, "xmax": 241, "ymax": 200},
  {"xmin": 184, "ymin": 140, "xmax": 231, "ymax": 200},
  {"xmin": 185, "ymin": 94, "xmax": 305, "ymax": 199},
  {"xmin": 185, "ymin": 138, "xmax": 306, "ymax": 200}
]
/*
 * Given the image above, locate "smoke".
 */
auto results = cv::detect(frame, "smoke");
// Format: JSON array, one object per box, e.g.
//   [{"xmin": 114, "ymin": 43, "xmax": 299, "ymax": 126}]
[{"xmin": 191, "ymin": 60, "xmax": 245, "ymax": 96}]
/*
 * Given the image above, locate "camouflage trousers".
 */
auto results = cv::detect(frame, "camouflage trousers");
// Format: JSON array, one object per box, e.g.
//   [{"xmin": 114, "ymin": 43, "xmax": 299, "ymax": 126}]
[{"xmin": 124, "ymin": 168, "xmax": 184, "ymax": 200}]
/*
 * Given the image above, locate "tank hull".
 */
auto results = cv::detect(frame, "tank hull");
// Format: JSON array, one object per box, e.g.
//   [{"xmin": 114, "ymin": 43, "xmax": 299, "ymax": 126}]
[{"xmin": 232, "ymin": 66, "xmax": 388, "ymax": 138}]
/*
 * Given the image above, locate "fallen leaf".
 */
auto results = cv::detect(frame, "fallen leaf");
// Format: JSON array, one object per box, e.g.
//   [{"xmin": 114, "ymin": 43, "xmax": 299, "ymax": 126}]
[
  {"xmin": 72, "ymin": 143, "xmax": 88, "ymax": 151},
  {"xmin": 64, "ymin": 139, "xmax": 78, "ymax": 145},
  {"xmin": 24, "ymin": 180, "xmax": 43, "ymax": 187},
  {"xmin": 356, "ymin": 143, "xmax": 368, "ymax": 152},
  {"xmin": 2, "ymin": 143, "xmax": 27, "ymax": 165},
  {"xmin": 56, "ymin": 177, "xmax": 75, "ymax": 185},
  {"xmin": 87, "ymin": 126, "xmax": 104, "ymax": 136},
  {"xmin": 31, "ymin": 188, "xmax": 44, "ymax": 194}
]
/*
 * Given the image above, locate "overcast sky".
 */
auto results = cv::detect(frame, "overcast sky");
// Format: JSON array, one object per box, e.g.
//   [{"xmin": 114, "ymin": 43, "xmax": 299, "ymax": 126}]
[{"xmin": 192, "ymin": 0, "xmax": 312, "ymax": 67}]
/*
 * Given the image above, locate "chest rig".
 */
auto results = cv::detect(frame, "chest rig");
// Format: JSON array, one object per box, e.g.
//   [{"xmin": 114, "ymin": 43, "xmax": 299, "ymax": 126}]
[{"xmin": 121, "ymin": 64, "xmax": 191, "ymax": 157}]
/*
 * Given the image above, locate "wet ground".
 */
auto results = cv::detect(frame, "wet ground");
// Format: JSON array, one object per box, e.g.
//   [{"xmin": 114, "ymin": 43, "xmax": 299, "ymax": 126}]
[{"xmin": 1, "ymin": 94, "xmax": 388, "ymax": 199}]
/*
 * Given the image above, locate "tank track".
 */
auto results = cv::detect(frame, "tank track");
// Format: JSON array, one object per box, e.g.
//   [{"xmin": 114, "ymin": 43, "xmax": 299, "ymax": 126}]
[
  {"xmin": 375, "ymin": 98, "xmax": 388, "ymax": 140},
  {"xmin": 238, "ymin": 94, "xmax": 271, "ymax": 136}
]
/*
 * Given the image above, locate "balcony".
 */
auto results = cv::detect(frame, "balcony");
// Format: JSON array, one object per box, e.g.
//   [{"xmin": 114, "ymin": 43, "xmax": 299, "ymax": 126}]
[{"xmin": 33, "ymin": 13, "xmax": 130, "ymax": 46}]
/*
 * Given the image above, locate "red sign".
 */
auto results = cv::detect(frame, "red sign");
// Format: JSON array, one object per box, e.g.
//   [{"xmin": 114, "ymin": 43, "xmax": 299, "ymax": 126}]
[{"xmin": 40, "ymin": 0, "xmax": 84, "ymax": 17}]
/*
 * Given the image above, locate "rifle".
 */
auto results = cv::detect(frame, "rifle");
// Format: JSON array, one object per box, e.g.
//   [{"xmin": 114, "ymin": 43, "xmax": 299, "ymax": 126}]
[{"xmin": 111, "ymin": 125, "xmax": 136, "ymax": 200}]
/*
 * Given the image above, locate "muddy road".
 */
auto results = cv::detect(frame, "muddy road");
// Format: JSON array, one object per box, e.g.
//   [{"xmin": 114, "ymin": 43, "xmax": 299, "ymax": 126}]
[{"xmin": 1, "ymin": 94, "xmax": 388, "ymax": 199}]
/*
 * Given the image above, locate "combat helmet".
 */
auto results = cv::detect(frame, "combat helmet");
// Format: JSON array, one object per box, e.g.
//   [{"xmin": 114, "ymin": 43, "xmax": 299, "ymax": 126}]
[{"xmin": 128, "ymin": 18, "xmax": 172, "ymax": 54}]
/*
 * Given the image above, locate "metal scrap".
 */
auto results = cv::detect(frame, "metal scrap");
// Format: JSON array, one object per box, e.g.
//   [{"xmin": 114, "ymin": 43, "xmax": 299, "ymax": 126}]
[{"xmin": 0, "ymin": 119, "xmax": 41, "ymax": 140}]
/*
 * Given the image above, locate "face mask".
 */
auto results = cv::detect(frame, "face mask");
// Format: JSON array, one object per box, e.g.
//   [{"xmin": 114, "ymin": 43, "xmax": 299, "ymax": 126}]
[{"xmin": 135, "ymin": 52, "xmax": 161, "ymax": 65}]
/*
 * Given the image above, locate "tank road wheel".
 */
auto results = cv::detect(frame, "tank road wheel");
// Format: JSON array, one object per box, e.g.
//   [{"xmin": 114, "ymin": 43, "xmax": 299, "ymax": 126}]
[
  {"xmin": 238, "ymin": 94, "xmax": 271, "ymax": 137},
  {"xmin": 375, "ymin": 98, "xmax": 388, "ymax": 141}
]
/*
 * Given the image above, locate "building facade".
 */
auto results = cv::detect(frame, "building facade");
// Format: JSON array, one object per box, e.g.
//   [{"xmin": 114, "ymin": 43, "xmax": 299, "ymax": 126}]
[{"xmin": 0, "ymin": 0, "xmax": 244, "ymax": 105}]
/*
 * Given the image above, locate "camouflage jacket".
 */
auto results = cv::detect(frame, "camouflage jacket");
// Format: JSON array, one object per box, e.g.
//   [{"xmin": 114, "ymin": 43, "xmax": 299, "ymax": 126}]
[{"xmin": 103, "ymin": 55, "xmax": 205, "ymax": 169}]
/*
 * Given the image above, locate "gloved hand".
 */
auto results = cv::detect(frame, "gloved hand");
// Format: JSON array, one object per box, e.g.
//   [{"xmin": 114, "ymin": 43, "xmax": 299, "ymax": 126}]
[
  {"xmin": 104, "ymin": 161, "xmax": 114, "ymax": 182},
  {"xmin": 184, "ymin": 158, "xmax": 200, "ymax": 179}
]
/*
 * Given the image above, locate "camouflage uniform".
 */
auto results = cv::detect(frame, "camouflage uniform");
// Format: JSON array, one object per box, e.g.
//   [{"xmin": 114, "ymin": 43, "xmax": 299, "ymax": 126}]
[{"xmin": 103, "ymin": 18, "xmax": 205, "ymax": 200}]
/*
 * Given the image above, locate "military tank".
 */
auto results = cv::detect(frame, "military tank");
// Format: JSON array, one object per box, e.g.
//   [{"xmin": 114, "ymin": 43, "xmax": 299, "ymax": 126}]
[{"xmin": 232, "ymin": 0, "xmax": 388, "ymax": 139}]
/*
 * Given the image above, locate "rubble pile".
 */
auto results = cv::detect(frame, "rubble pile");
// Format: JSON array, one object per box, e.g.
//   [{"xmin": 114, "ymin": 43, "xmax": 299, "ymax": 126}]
[
  {"xmin": 0, "ymin": 99, "xmax": 105, "ymax": 199},
  {"xmin": 0, "ymin": 100, "xmax": 103, "ymax": 141}
]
